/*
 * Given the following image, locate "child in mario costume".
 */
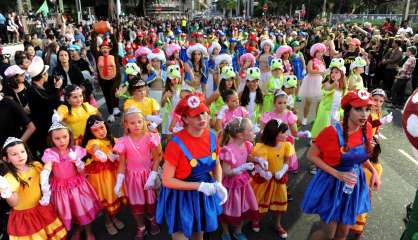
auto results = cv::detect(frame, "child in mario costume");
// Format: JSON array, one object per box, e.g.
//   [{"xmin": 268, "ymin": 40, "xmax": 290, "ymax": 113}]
[
  {"xmin": 301, "ymin": 90, "xmax": 381, "ymax": 239},
  {"xmin": 156, "ymin": 93, "xmax": 227, "ymax": 239}
]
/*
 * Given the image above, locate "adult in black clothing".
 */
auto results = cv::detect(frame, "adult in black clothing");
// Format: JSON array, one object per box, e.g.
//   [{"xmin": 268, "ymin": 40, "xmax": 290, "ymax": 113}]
[
  {"xmin": 53, "ymin": 48, "xmax": 93, "ymax": 100},
  {"xmin": 0, "ymin": 83, "xmax": 36, "ymax": 147},
  {"xmin": 2, "ymin": 65, "xmax": 30, "ymax": 113},
  {"xmin": 26, "ymin": 57, "xmax": 62, "ymax": 157},
  {"xmin": 412, "ymin": 34, "xmax": 418, "ymax": 90},
  {"xmin": 343, "ymin": 38, "xmax": 360, "ymax": 76}
]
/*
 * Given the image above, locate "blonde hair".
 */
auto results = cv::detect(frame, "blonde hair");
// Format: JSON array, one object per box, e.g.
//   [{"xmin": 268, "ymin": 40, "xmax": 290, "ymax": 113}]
[{"xmin": 122, "ymin": 111, "xmax": 148, "ymax": 135}]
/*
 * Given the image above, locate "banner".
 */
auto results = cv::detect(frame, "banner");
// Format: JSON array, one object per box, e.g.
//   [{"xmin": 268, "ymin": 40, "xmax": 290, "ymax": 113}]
[{"xmin": 36, "ymin": 0, "xmax": 49, "ymax": 16}]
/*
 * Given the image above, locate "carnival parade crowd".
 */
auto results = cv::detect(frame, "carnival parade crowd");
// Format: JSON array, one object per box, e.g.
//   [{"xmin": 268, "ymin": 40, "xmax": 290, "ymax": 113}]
[{"xmin": 0, "ymin": 12, "xmax": 418, "ymax": 240}]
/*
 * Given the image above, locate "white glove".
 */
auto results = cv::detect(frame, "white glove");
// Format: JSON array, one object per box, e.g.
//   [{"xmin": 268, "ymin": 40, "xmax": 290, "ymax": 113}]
[
  {"xmin": 274, "ymin": 164, "xmax": 289, "ymax": 180},
  {"xmin": 297, "ymin": 130, "xmax": 312, "ymax": 138},
  {"xmin": 145, "ymin": 115, "xmax": 163, "ymax": 125},
  {"xmin": 68, "ymin": 148, "xmax": 78, "ymax": 162},
  {"xmin": 252, "ymin": 124, "xmax": 261, "ymax": 134},
  {"xmin": 197, "ymin": 182, "xmax": 216, "ymax": 196},
  {"xmin": 51, "ymin": 110, "xmax": 61, "ymax": 123},
  {"xmin": 0, "ymin": 176, "xmax": 12, "ymax": 199},
  {"xmin": 253, "ymin": 165, "xmax": 272, "ymax": 180},
  {"xmin": 74, "ymin": 159, "xmax": 85, "ymax": 170},
  {"xmin": 39, "ymin": 189, "xmax": 51, "ymax": 206},
  {"xmin": 217, "ymin": 106, "xmax": 229, "ymax": 120},
  {"xmin": 114, "ymin": 173, "xmax": 125, "ymax": 197},
  {"xmin": 172, "ymin": 126, "xmax": 184, "ymax": 133},
  {"xmin": 254, "ymin": 157, "xmax": 269, "ymax": 170},
  {"xmin": 380, "ymin": 112, "xmax": 393, "ymax": 125},
  {"xmin": 109, "ymin": 153, "xmax": 119, "ymax": 162},
  {"xmin": 330, "ymin": 90, "xmax": 342, "ymax": 125},
  {"xmin": 232, "ymin": 162, "xmax": 255, "ymax": 175},
  {"xmin": 94, "ymin": 150, "xmax": 108, "ymax": 162},
  {"xmin": 144, "ymin": 171, "xmax": 160, "ymax": 190},
  {"xmin": 40, "ymin": 169, "xmax": 51, "ymax": 192},
  {"xmin": 214, "ymin": 182, "xmax": 228, "ymax": 205},
  {"xmin": 148, "ymin": 122, "xmax": 159, "ymax": 131}
]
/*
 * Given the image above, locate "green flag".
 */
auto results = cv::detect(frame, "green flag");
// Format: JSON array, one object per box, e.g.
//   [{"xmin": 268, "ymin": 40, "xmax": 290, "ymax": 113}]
[{"xmin": 36, "ymin": 0, "xmax": 49, "ymax": 16}]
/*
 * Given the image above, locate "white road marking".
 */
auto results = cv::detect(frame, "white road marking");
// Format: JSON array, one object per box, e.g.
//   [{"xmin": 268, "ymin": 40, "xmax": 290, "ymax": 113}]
[
  {"xmin": 398, "ymin": 149, "xmax": 418, "ymax": 167},
  {"xmin": 379, "ymin": 133, "xmax": 387, "ymax": 140}
]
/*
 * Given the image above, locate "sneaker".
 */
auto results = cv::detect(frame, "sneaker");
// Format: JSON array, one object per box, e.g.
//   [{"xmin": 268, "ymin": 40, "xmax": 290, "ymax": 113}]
[
  {"xmin": 221, "ymin": 233, "xmax": 232, "ymax": 240},
  {"xmin": 275, "ymin": 226, "xmax": 288, "ymax": 238},
  {"xmin": 113, "ymin": 107, "xmax": 121, "ymax": 116},
  {"xmin": 112, "ymin": 217, "xmax": 125, "ymax": 230},
  {"xmin": 107, "ymin": 114, "xmax": 115, "ymax": 123},
  {"xmin": 310, "ymin": 167, "xmax": 317, "ymax": 175},
  {"xmin": 105, "ymin": 222, "xmax": 118, "ymax": 235},
  {"xmin": 148, "ymin": 218, "xmax": 160, "ymax": 235},
  {"xmin": 135, "ymin": 226, "xmax": 147, "ymax": 240},
  {"xmin": 251, "ymin": 222, "xmax": 260, "ymax": 232},
  {"xmin": 302, "ymin": 118, "xmax": 308, "ymax": 125},
  {"xmin": 232, "ymin": 232, "xmax": 247, "ymax": 240}
]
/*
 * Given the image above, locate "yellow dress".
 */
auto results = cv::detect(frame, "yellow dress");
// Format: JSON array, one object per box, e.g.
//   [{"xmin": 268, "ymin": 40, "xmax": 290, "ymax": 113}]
[
  {"xmin": 351, "ymin": 162, "xmax": 383, "ymax": 234},
  {"xmin": 57, "ymin": 103, "xmax": 98, "ymax": 144},
  {"xmin": 4, "ymin": 162, "xmax": 67, "ymax": 240},
  {"xmin": 250, "ymin": 142, "xmax": 294, "ymax": 213},
  {"xmin": 85, "ymin": 139, "xmax": 126, "ymax": 216},
  {"xmin": 123, "ymin": 97, "xmax": 160, "ymax": 116}
]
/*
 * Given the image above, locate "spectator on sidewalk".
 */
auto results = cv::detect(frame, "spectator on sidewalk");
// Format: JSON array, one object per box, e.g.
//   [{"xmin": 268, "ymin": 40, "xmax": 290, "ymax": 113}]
[
  {"xmin": 0, "ymin": 11, "xmax": 8, "ymax": 44},
  {"xmin": 381, "ymin": 39, "xmax": 403, "ymax": 97},
  {"xmin": 391, "ymin": 46, "xmax": 416, "ymax": 107}
]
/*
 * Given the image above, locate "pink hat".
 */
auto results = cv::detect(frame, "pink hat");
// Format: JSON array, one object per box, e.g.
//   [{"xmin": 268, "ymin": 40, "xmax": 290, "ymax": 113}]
[
  {"xmin": 239, "ymin": 53, "xmax": 256, "ymax": 67},
  {"xmin": 275, "ymin": 45, "xmax": 293, "ymax": 58},
  {"xmin": 165, "ymin": 43, "xmax": 181, "ymax": 58},
  {"xmin": 135, "ymin": 47, "xmax": 152, "ymax": 59},
  {"xmin": 309, "ymin": 43, "xmax": 327, "ymax": 57},
  {"xmin": 4, "ymin": 65, "xmax": 25, "ymax": 78},
  {"xmin": 350, "ymin": 38, "xmax": 361, "ymax": 47}
]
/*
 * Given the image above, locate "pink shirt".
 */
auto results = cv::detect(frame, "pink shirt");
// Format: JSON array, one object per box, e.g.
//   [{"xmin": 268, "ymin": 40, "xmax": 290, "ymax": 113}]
[
  {"xmin": 113, "ymin": 133, "xmax": 160, "ymax": 171},
  {"xmin": 42, "ymin": 146, "xmax": 86, "ymax": 180},
  {"xmin": 220, "ymin": 141, "xmax": 253, "ymax": 168},
  {"xmin": 222, "ymin": 106, "xmax": 249, "ymax": 127},
  {"xmin": 260, "ymin": 110, "xmax": 297, "ymax": 143}
]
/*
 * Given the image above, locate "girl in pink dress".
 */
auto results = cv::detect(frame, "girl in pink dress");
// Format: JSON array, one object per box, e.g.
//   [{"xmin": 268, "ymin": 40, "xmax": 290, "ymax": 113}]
[
  {"xmin": 42, "ymin": 122, "xmax": 101, "ymax": 240},
  {"xmin": 259, "ymin": 90, "xmax": 311, "ymax": 172},
  {"xmin": 219, "ymin": 117, "xmax": 260, "ymax": 240},
  {"xmin": 113, "ymin": 107, "xmax": 162, "ymax": 240},
  {"xmin": 215, "ymin": 89, "xmax": 249, "ymax": 132},
  {"xmin": 298, "ymin": 43, "xmax": 327, "ymax": 125}
]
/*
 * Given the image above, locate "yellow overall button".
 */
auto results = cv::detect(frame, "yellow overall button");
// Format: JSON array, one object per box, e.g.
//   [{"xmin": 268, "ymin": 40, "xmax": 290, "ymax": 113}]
[
  {"xmin": 212, "ymin": 152, "xmax": 217, "ymax": 161},
  {"xmin": 190, "ymin": 158, "xmax": 198, "ymax": 167}
]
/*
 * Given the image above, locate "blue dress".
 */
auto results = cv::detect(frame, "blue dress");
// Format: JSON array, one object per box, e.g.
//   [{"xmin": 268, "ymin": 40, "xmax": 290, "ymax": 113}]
[
  {"xmin": 301, "ymin": 124, "xmax": 370, "ymax": 225},
  {"xmin": 291, "ymin": 53, "xmax": 304, "ymax": 81},
  {"xmin": 156, "ymin": 131, "xmax": 222, "ymax": 237}
]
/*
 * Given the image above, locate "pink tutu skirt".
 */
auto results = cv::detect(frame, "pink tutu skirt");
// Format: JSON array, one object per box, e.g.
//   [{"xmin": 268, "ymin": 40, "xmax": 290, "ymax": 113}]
[
  {"xmin": 221, "ymin": 173, "xmax": 260, "ymax": 226},
  {"xmin": 298, "ymin": 74, "xmax": 323, "ymax": 101},
  {"xmin": 125, "ymin": 169, "xmax": 157, "ymax": 215},
  {"xmin": 51, "ymin": 175, "xmax": 101, "ymax": 230}
]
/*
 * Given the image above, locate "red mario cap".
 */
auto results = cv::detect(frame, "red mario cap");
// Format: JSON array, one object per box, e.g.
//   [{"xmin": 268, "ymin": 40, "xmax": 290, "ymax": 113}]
[
  {"xmin": 174, "ymin": 93, "xmax": 209, "ymax": 117},
  {"xmin": 341, "ymin": 90, "xmax": 375, "ymax": 109}
]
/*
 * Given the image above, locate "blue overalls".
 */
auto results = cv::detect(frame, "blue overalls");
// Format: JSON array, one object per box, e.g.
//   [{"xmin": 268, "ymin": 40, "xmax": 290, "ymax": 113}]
[
  {"xmin": 301, "ymin": 124, "xmax": 371, "ymax": 225},
  {"xmin": 156, "ymin": 130, "xmax": 222, "ymax": 237}
]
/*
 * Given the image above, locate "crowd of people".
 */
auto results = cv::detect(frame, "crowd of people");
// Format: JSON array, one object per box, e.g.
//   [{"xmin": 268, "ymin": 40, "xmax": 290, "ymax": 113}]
[{"xmin": 0, "ymin": 13, "xmax": 417, "ymax": 240}]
